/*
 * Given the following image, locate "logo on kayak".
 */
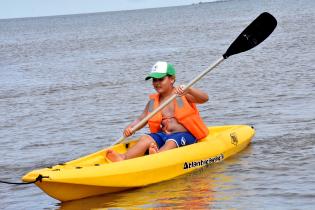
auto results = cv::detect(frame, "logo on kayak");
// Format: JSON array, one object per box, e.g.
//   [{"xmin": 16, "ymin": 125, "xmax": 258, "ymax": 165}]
[
  {"xmin": 183, "ymin": 154, "xmax": 224, "ymax": 170},
  {"xmin": 230, "ymin": 132, "xmax": 238, "ymax": 146}
]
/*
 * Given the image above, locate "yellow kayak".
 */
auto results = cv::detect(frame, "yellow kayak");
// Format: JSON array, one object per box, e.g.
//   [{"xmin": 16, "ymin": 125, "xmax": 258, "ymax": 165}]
[{"xmin": 22, "ymin": 125, "xmax": 255, "ymax": 201}]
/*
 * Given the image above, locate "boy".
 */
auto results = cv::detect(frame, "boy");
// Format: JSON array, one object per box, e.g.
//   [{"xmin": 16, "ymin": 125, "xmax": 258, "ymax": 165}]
[{"xmin": 106, "ymin": 61, "xmax": 209, "ymax": 162}]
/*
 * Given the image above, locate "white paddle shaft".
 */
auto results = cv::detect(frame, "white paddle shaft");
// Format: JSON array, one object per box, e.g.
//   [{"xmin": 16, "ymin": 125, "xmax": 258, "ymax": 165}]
[{"xmin": 113, "ymin": 56, "xmax": 225, "ymax": 145}]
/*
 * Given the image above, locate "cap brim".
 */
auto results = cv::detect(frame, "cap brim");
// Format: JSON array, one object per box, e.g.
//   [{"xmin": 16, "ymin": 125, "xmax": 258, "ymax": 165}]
[{"xmin": 145, "ymin": 72, "xmax": 167, "ymax": 80}]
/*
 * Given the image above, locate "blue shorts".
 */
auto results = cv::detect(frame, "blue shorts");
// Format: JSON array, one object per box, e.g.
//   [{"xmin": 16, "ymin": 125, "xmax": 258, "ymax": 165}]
[{"xmin": 147, "ymin": 132, "xmax": 196, "ymax": 148}]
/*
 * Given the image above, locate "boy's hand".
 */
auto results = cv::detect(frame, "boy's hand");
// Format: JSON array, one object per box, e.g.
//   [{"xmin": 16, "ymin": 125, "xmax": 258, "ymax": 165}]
[
  {"xmin": 123, "ymin": 126, "xmax": 134, "ymax": 137},
  {"xmin": 174, "ymin": 85, "xmax": 189, "ymax": 96}
]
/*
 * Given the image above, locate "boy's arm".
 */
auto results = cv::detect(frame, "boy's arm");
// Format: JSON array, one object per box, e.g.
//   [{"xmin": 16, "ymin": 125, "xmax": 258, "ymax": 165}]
[
  {"xmin": 175, "ymin": 85, "xmax": 209, "ymax": 104},
  {"xmin": 123, "ymin": 101, "xmax": 149, "ymax": 137}
]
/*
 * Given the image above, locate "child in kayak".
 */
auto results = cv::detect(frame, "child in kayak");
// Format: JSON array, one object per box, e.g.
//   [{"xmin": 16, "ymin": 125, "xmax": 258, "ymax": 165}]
[{"xmin": 106, "ymin": 61, "xmax": 209, "ymax": 162}]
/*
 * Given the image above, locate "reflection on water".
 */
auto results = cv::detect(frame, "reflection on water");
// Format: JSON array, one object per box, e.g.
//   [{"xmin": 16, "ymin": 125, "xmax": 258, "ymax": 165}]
[
  {"xmin": 59, "ymin": 169, "xmax": 215, "ymax": 209},
  {"xmin": 59, "ymin": 146, "xmax": 252, "ymax": 209}
]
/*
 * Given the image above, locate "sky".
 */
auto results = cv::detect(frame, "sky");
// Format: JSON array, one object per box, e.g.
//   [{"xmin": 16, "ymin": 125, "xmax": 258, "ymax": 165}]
[{"xmin": 0, "ymin": 0, "xmax": 216, "ymax": 19}]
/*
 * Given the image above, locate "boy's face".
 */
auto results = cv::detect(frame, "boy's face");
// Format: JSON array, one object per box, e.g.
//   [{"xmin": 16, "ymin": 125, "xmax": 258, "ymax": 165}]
[{"xmin": 152, "ymin": 76, "xmax": 175, "ymax": 94}]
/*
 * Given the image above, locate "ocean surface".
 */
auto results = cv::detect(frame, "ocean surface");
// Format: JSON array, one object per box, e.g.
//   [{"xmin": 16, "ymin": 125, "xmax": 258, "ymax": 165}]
[{"xmin": 1, "ymin": 0, "xmax": 314, "ymax": 209}]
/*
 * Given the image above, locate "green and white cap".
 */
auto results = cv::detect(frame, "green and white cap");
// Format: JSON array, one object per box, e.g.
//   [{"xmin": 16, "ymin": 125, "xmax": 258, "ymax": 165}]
[{"xmin": 145, "ymin": 61, "xmax": 176, "ymax": 80}]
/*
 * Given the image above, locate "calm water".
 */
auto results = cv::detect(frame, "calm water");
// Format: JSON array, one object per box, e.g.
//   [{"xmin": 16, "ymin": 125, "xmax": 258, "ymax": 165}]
[{"xmin": 1, "ymin": 0, "xmax": 315, "ymax": 209}]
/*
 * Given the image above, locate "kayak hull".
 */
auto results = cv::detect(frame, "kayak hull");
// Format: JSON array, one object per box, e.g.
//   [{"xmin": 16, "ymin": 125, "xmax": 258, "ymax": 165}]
[
  {"xmin": 22, "ymin": 125, "xmax": 255, "ymax": 201},
  {"xmin": 35, "ymin": 182, "xmax": 129, "ymax": 201}
]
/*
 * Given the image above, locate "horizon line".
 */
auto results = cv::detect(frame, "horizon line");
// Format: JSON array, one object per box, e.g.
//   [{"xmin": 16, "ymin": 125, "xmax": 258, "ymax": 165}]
[{"xmin": 0, "ymin": 1, "xmax": 224, "ymax": 21}]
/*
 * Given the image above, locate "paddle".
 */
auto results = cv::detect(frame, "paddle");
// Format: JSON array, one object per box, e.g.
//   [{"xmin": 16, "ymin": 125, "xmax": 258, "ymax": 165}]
[{"xmin": 113, "ymin": 12, "xmax": 277, "ymax": 145}]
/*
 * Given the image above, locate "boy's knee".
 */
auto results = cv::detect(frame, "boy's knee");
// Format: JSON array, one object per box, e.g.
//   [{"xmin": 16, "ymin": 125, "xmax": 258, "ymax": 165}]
[
  {"xmin": 165, "ymin": 140, "xmax": 177, "ymax": 148},
  {"xmin": 139, "ymin": 135, "xmax": 154, "ymax": 146}
]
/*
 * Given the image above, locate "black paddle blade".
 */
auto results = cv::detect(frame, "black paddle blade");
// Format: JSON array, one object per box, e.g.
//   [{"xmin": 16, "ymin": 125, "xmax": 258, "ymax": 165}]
[{"xmin": 223, "ymin": 12, "xmax": 277, "ymax": 59}]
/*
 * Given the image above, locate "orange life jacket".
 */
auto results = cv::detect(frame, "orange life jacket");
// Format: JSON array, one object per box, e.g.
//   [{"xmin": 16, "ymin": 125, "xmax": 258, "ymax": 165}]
[{"xmin": 147, "ymin": 93, "xmax": 209, "ymax": 140}]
